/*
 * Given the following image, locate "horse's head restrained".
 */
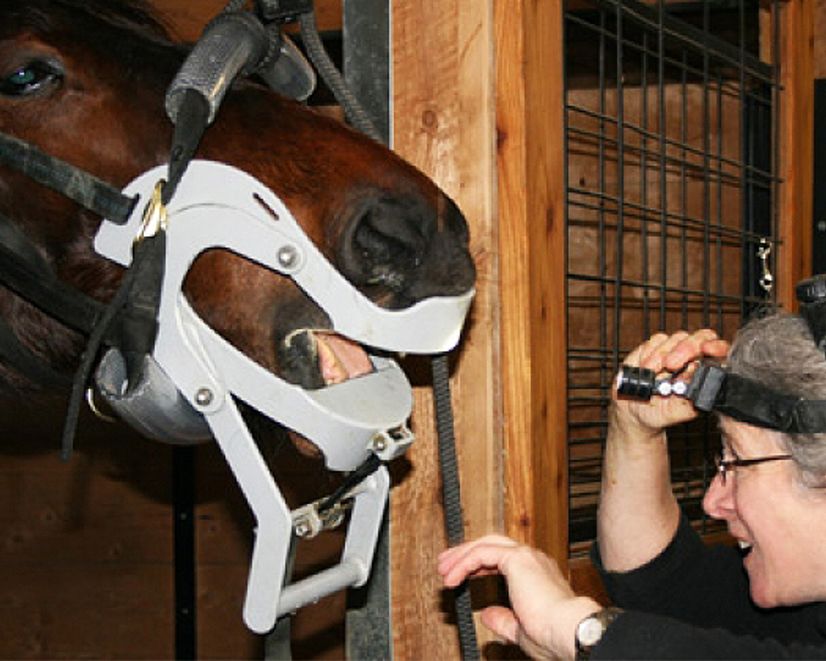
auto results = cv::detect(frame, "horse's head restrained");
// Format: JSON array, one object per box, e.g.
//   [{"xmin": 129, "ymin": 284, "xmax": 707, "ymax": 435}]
[
  {"xmin": 93, "ymin": 161, "xmax": 473, "ymax": 463},
  {"xmin": 617, "ymin": 274, "xmax": 826, "ymax": 434},
  {"xmin": 0, "ymin": 1, "xmax": 474, "ymax": 634}
]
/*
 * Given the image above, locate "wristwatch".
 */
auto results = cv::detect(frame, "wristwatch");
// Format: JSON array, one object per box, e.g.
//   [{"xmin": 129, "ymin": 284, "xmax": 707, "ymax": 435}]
[{"xmin": 575, "ymin": 607, "xmax": 623, "ymax": 660}]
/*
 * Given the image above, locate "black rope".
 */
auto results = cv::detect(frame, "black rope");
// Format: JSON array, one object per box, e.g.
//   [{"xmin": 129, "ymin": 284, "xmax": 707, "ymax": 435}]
[
  {"xmin": 298, "ymin": 11, "xmax": 380, "ymax": 141},
  {"xmin": 432, "ymin": 354, "xmax": 479, "ymax": 661},
  {"xmin": 318, "ymin": 454, "xmax": 382, "ymax": 513}
]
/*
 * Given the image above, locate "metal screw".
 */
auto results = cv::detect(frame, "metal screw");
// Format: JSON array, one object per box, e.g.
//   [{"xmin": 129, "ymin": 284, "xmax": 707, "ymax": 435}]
[
  {"xmin": 294, "ymin": 518, "xmax": 311, "ymax": 538},
  {"xmin": 818, "ymin": 220, "xmax": 826, "ymax": 233},
  {"xmin": 372, "ymin": 435, "xmax": 387, "ymax": 452},
  {"xmin": 277, "ymin": 245, "xmax": 298, "ymax": 269},
  {"xmin": 194, "ymin": 387, "xmax": 213, "ymax": 406}
]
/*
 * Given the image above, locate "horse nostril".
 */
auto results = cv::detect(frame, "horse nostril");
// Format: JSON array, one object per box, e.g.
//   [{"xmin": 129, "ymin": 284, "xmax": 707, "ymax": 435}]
[
  {"xmin": 340, "ymin": 196, "xmax": 430, "ymax": 291},
  {"xmin": 337, "ymin": 192, "xmax": 475, "ymax": 306}
]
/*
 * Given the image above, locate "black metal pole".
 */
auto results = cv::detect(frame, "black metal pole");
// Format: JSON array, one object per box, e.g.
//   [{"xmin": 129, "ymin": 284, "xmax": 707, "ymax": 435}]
[{"xmin": 173, "ymin": 445, "xmax": 197, "ymax": 660}]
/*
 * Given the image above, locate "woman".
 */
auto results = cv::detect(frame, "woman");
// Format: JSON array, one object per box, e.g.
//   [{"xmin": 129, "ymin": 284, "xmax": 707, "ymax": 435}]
[{"xmin": 438, "ymin": 312, "xmax": 826, "ymax": 659}]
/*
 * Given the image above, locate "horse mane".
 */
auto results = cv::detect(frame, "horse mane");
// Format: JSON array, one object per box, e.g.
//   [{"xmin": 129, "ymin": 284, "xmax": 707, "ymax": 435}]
[
  {"xmin": 0, "ymin": 0, "xmax": 173, "ymax": 40},
  {"xmin": 2, "ymin": 0, "xmax": 196, "ymax": 98}
]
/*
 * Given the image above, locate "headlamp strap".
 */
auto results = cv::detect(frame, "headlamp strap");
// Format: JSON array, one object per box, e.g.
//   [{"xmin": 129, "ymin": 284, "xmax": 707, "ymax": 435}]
[
  {"xmin": 713, "ymin": 371, "xmax": 826, "ymax": 434},
  {"xmin": 797, "ymin": 276, "xmax": 826, "ymax": 353}
]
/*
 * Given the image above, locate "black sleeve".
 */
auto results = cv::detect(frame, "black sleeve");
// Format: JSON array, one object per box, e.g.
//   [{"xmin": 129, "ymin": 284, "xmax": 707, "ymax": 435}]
[
  {"xmin": 591, "ymin": 514, "xmax": 825, "ymax": 644},
  {"xmin": 591, "ymin": 611, "xmax": 826, "ymax": 660}
]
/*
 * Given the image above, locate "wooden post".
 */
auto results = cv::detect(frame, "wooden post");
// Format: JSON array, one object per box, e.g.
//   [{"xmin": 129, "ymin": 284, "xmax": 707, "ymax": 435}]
[
  {"xmin": 390, "ymin": 0, "xmax": 500, "ymax": 657},
  {"xmin": 494, "ymin": 0, "xmax": 569, "ymax": 564},
  {"xmin": 390, "ymin": 0, "xmax": 569, "ymax": 655},
  {"xmin": 777, "ymin": 0, "xmax": 814, "ymax": 307}
]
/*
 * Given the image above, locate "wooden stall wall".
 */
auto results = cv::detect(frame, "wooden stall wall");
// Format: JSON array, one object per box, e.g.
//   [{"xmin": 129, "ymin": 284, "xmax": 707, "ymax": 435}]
[{"xmin": 0, "ymin": 402, "xmax": 175, "ymax": 659}]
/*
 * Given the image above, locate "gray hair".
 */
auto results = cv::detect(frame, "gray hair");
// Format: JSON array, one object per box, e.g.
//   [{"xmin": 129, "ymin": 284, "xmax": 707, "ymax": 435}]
[{"xmin": 727, "ymin": 310, "xmax": 826, "ymax": 487}]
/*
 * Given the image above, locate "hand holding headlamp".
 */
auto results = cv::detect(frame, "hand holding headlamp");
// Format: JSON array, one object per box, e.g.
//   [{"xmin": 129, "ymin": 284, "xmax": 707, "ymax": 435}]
[{"xmin": 616, "ymin": 274, "xmax": 826, "ymax": 434}]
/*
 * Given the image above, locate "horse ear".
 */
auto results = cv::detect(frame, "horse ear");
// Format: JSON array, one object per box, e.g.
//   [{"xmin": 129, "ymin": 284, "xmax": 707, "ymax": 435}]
[{"xmin": 256, "ymin": 32, "xmax": 316, "ymax": 102}]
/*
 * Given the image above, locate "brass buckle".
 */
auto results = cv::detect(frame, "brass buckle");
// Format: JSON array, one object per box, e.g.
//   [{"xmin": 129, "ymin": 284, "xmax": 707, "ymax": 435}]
[{"xmin": 135, "ymin": 179, "xmax": 168, "ymax": 244}]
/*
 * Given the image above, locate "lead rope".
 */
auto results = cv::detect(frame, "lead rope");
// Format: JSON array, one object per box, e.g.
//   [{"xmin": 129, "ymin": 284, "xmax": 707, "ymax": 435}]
[
  {"xmin": 432, "ymin": 355, "xmax": 479, "ymax": 660},
  {"xmin": 299, "ymin": 6, "xmax": 479, "ymax": 655}
]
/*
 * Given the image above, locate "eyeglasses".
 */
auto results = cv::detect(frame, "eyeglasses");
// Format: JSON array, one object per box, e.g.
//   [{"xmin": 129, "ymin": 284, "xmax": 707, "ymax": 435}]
[{"xmin": 714, "ymin": 452, "xmax": 793, "ymax": 485}]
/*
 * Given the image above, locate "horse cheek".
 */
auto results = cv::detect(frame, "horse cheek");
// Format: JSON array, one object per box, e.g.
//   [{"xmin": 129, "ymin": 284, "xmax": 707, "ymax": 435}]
[{"xmin": 183, "ymin": 249, "xmax": 286, "ymax": 372}]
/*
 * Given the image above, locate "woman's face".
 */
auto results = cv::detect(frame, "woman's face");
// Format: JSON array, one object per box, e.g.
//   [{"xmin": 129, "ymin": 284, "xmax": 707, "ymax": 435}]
[{"xmin": 702, "ymin": 417, "xmax": 826, "ymax": 607}]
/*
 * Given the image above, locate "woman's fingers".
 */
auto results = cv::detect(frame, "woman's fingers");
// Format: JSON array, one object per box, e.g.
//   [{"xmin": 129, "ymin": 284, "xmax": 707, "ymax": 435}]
[
  {"xmin": 437, "ymin": 535, "xmax": 519, "ymax": 587},
  {"xmin": 623, "ymin": 329, "xmax": 729, "ymax": 390},
  {"xmin": 625, "ymin": 332, "xmax": 668, "ymax": 368},
  {"xmin": 663, "ymin": 328, "xmax": 724, "ymax": 372},
  {"xmin": 480, "ymin": 606, "xmax": 520, "ymax": 645}
]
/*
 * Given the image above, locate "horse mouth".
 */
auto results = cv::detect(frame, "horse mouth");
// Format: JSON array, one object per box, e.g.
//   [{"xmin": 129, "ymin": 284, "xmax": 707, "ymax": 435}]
[{"xmin": 282, "ymin": 329, "xmax": 374, "ymax": 387}]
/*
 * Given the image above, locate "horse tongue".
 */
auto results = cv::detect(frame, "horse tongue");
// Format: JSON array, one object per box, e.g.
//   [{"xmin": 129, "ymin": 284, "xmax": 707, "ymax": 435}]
[{"xmin": 315, "ymin": 332, "xmax": 373, "ymax": 385}]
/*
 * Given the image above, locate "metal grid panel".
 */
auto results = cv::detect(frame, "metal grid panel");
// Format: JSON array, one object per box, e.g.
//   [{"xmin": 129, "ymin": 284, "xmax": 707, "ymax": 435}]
[{"xmin": 564, "ymin": 0, "xmax": 780, "ymax": 553}]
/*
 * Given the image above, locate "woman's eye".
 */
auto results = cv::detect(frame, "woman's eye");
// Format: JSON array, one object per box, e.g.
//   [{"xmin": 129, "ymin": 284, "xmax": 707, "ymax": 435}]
[{"xmin": 0, "ymin": 61, "xmax": 62, "ymax": 96}]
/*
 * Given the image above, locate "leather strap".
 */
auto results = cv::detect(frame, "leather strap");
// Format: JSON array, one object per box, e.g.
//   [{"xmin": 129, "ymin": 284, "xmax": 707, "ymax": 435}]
[{"xmin": 0, "ymin": 132, "xmax": 136, "ymax": 224}]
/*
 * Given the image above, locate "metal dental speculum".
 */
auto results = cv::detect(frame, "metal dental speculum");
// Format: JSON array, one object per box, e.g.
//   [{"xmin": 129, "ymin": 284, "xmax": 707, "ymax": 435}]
[{"xmin": 93, "ymin": 160, "xmax": 473, "ymax": 633}]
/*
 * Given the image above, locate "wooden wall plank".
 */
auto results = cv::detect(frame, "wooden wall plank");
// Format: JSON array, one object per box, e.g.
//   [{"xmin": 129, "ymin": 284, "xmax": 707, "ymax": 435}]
[
  {"xmin": 777, "ymin": 0, "xmax": 814, "ymax": 307},
  {"xmin": 494, "ymin": 0, "xmax": 569, "ymax": 563},
  {"xmin": 390, "ymin": 0, "xmax": 500, "ymax": 657},
  {"xmin": 0, "ymin": 400, "xmax": 175, "ymax": 659},
  {"xmin": 817, "ymin": 0, "xmax": 826, "ymax": 78}
]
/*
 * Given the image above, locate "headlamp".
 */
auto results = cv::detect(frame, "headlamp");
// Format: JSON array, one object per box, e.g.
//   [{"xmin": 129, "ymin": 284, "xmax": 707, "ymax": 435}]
[{"xmin": 617, "ymin": 274, "xmax": 826, "ymax": 434}]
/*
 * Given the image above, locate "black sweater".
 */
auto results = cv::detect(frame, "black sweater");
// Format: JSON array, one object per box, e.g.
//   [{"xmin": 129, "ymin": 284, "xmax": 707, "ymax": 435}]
[{"xmin": 590, "ymin": 515, "xmax": 826, "ymax": 658}]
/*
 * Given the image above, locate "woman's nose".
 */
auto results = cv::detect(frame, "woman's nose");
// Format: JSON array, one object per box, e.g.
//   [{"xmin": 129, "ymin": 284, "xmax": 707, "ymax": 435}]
[{"xmin": 702, "ymin": 471, "xmax": 735, "ymax": 520}]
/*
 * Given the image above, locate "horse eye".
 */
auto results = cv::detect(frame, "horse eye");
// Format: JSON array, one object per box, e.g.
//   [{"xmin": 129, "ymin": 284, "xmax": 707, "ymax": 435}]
[{"xmin": 0, "ymin": 61, "xmax": 63, "ymax": 97}]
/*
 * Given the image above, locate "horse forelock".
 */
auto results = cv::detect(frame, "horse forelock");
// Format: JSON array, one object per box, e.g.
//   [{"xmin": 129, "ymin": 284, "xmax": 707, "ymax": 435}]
[
  {"xmin": 0, "ymin": 0, "xmax": 172, "ymax": 41},
  {"xmin": 0, "ymin": 0, "xmax": 184, "ymax": 89}
]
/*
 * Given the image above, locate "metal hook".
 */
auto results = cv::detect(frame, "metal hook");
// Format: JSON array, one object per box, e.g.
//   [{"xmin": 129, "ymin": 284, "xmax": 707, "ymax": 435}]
[
  {"xmin": 757, "ymin": 237, "xmax": 774, "ymax": 295},
  {"xmin": 85, "ymin": 386, "xmax": 118, "ymax": 424}
]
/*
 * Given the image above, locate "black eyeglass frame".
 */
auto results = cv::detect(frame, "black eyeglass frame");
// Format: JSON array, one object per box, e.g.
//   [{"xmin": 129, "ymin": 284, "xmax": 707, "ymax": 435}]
[{"xmin": 713, "ymin": 453, "xmax": 793, "ymax": 485}]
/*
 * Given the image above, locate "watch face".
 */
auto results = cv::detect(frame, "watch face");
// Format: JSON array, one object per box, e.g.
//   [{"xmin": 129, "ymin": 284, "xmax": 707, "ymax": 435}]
[{"xmin": 577, "ymin": 615, "xmax": 606, "ymax": 647}]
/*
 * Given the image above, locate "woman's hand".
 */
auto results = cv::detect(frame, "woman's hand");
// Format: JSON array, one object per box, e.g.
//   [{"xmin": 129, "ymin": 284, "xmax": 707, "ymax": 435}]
[
  {"xmin": 438, "ymin": 535, "xmax": 600, "ymax": 660},
  {"xmin": 612, "ymin": 329, "xmax": 730, "ymax": 440}
]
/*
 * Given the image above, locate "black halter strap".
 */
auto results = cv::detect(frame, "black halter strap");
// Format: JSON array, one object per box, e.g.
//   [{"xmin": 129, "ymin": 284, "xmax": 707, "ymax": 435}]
[
  {"xmin": 0, "ymin": 133, "xmax": 137, "ymax": 225},
  {"xmin": 0, "ymin": 130, "xmax": 169, "ymax": 458},
  {"xmin": 0, "ymin": 214, "xmax": 105, "ymax": 334}
]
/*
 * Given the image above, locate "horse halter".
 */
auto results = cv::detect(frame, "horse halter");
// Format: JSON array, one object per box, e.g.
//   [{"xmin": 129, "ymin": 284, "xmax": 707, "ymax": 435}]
[{"xmin": 0, "ymin": 4, "xmax": 474, "ymax": 634}]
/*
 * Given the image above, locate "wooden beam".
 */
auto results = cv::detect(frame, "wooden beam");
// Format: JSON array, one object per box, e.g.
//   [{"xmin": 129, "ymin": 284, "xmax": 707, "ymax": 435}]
[
  {"xmin": 390, "ymin": 0, "xmax": 500, "ymax": 657},
  {"xmin": 495, "ymin": 0, "xmax": 569, "ymax": 563},
  {"xmin": 776, "ymin": 0, "xmax": 814, "ymax": 307}
]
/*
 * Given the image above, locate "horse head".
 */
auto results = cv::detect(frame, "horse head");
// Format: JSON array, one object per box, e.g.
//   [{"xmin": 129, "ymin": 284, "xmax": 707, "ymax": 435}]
[{"xmin": 0, "ymin": 0, "xmax": 476, "ymax": 401}]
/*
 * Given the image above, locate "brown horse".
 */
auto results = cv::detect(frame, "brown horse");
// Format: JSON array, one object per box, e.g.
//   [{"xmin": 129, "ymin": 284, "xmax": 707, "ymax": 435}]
[
  {"xmin": 0, "ymin": 0, "xmax": 475, "ymax": 402},
  {"xmin": 0, "ymin": 1, "xmax": 476, "ymax": 647}
]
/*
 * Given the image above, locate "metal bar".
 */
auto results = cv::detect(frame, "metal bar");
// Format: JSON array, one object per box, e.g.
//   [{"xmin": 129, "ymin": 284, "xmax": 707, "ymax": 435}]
[
  {"xmin": 173, "ymin": 446, "xmax": 196, "ymax": 661},
  {"xmin": 598, "ymin": 4, "xmax": 608, "ymax": 398},
  {"xmin": 658, "ymin": 0, "xmax": 668, "ymax": 328},
  {"xmin": 701, "ymin": 0, "xmax": 711, "ymax": 329},
  {"xmin": 582, "ymin": 0, "xmax": 771, "ymax": 80},
  {"xmin": 566, "ymin": 13, "xmax": 775, "ymax": 87},
  {"xmin": 641, "ymin": 29, "xmax": 651, "ymax": 336}
]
